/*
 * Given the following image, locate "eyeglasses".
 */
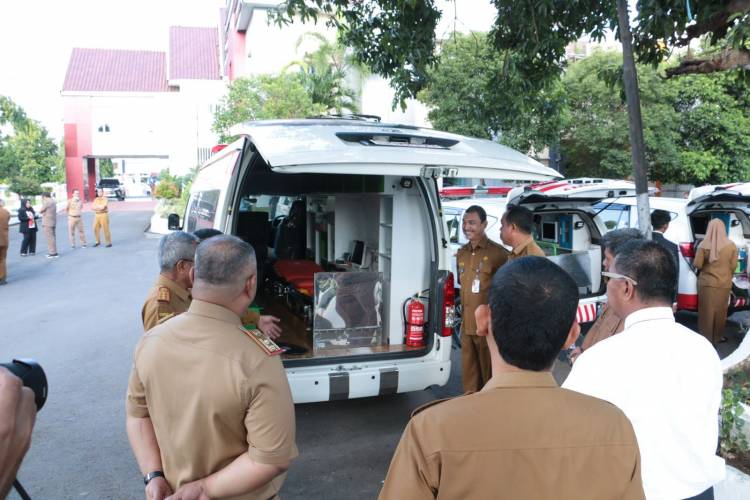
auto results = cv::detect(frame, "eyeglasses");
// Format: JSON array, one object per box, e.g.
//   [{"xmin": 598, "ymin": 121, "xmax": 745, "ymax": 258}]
[{"xmin": 601, "ymin": 271, "xmax": 638, "ymax": 286}]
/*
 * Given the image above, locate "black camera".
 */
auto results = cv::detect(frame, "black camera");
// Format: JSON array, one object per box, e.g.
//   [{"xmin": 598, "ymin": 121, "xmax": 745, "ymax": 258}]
[{"xmin": 1, "ymin": 359, "xmax": 47, "ymax": 411}]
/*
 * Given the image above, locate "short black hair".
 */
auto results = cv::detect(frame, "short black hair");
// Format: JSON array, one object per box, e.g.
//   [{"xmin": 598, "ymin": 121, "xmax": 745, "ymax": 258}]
[
  {"xmin": 464, "ymin": 205, "xmax": 487, "ymax": 223},
  {"xmin": 489, "ymin": 257, "xmax": 579, "ymax": 371},
  {"xmin": 613, "ymin": 240, "xmax": 676, "ymax": 303},
  {"xmin": 651, "ymin": 209, "xmax": 671, "ymax": 230},
  {"xmin": 193, "ymin": 228, "xmax": 224, "ymax": 242},
  {"xmin": 503, "ymin": 205, "xmax": 534, "ymax": 234},
  {"xmin": 601, "ymin": 228, "xmax": 644, "ymax": 256}
]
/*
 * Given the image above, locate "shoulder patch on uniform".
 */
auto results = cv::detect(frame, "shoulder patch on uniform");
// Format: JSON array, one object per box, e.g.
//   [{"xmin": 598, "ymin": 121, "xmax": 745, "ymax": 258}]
[
  {"xmin": 157, "ymin": 287, "xmax": 171, "ymax": 303},
  {"xmin": 411, "ymin": 397, "xmax": 456, "ymax": 418},
  {"xmin": 156, "ymin": 312, "xmax": 175, "ymax": 324},
  {"xmin": 239, "ymin": 326, "xmax": 283, "ymax": 356}
]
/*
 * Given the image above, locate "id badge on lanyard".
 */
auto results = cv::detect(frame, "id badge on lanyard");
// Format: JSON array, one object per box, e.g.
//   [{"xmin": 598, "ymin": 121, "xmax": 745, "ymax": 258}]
[{"xmin": 471, "ymin": 259, "xmax": 482, "ymax": 294}]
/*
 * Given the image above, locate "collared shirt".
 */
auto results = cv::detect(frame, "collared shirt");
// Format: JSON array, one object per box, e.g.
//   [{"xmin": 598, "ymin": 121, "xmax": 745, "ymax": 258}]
[
  {"xmin": 67, "ymin": 198, "xmax": 83, "ymax": 217},
  {"xmin": 379, "ymin": 371, "xmax": 644, "ymax": 500},
  {"xmin": 456, "ymin": 235, "xmax": 509, "ymax": 335},
  {"xmin": 141, "ymin": 275, "xmax": 192, "ymax": 332},
  {"xmin": 563, "ymin": 307, "xmax": 725, "ymax": 499},
  {"xmin": 127, "ymin": 300, "xmax": 298, "ymax": 499},
  {"xmin": 92, "ymin": 196, "xmax": 108, "ymax": 214},
  {"xmin": 694, "ymin": 244, "xmax": 738, "ymax": 290},
  {"xmin": 0, "ymin": 207, "xmax": 9, "ymax": 247},
  {"xmin": 141, "ymin": 275, "xmax": 261, "ymax": 333},
  {"xmin": 581, "ymin": 304, "xmax": 624, "ymax": 351},
  {"xmin": 509, "ymin": 237, "xmax": 546, "ymax": 260},
  {"xmin": 40, "ymin": 199, "xmax": 57, "ymax": 227}
]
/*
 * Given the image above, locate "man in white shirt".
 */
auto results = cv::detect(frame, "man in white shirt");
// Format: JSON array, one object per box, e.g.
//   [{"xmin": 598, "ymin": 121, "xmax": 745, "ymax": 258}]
[{"xmin": 564, "ymin": 240, "xmax": 725, "ymax": 500}]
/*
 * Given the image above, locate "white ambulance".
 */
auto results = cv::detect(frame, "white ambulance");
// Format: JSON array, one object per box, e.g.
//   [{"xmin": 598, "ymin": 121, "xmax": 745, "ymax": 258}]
[{"xmin": 172, "ymin": 119, "xmax": 560, "ymax": 403}]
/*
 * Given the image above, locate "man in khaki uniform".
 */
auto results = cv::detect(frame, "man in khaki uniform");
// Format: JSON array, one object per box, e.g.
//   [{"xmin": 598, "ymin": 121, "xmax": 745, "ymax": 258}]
[
  {"xmin": 39, "ymin": 193, "xmax": 58, "ymax": 258},
  {"xmin": 500, "ymin": 204, "xmax": 546, "ymax": 259},
  {"xmin": 142, "ymin": 231, "xmax": 282, "ymax": 338},
  {"xmin": 380, "ymin": 257, "xmax": 644, "ymax": 500},
  {"xmin": 0, "ymin": 199, "xmax": 9, "ymax": 285},
  {"xmin": 91, "ymin": 188, "xmax": 111, "ymax": 247},
  {"xmin": 127, "ymin": 235, "xmax": 297, "ymax": 499},
  {"xmin": 456, "ymin": 205, "xmax": 508, "ymax": 393},
  {"xmin": 66, "ymin": 189, "xmax": 86, "ymax": 248}
]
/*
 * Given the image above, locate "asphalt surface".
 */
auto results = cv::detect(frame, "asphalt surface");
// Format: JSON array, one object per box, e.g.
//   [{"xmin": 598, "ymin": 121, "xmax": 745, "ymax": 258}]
[
  {"xmin": 1, "ymin": 208, "xmax": 463, "ymax": 499},
  {"xmin": 2, "ymin": 208, "xmax": 743, "ymax": 499}
]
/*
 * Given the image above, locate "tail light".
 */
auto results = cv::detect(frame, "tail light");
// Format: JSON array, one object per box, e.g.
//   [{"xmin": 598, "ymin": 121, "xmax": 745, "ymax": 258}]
[
  {"xmin": 679, "ymin": 242, "xmax": 695, "ymax": 259},
  {"xmin": 442, "ymin": 272, "xmax": 456, "ymax": 337}
]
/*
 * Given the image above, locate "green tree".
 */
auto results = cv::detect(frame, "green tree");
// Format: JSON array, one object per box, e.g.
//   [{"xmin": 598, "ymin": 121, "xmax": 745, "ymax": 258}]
[
  {"xmin": 275, "ymin": 1, "xmax": 750, "ymax": 104},
  {"xmin": 99, "ymin": 158, "xmax": 114, "ymax": 178},
  {"xmin": 286, "ymin": 33, "xmax": 360, "ymax": 114},
  {"xmin": 0, "ymin": 96, "xmax": 59, "ymax": 194},
  {"xmin": 213, "ymin": 74, "xmax": 326, "ymax": 142},
  {"xmin": 560, "ymin": 51, "xmax": 750, "ymax": 184},
  {"xmin": 419, "ymin": 32, "xmax": 568, "ymax": 153}
]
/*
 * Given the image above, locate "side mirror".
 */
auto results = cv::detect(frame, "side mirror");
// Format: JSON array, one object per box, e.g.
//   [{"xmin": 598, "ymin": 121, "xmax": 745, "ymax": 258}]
[{"xmin": 167, "ymin": 213, "xmax": 181, "ymax": 230}]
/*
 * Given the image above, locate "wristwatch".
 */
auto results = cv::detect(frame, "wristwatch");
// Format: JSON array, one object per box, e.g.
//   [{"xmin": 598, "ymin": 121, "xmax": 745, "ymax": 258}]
[{"xmin": 144, "ymin": 471, "xmax": 165, "ymax": 485}]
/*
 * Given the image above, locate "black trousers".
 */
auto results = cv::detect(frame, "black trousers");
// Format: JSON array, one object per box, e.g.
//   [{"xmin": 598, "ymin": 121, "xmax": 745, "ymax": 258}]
[
  {"xmin": 20, "ymin": 231, "xmax": 36, "ymax": 254},
  {"xmin": 684, "ymin": 486, "xmax": 714, "ymax": 500}
]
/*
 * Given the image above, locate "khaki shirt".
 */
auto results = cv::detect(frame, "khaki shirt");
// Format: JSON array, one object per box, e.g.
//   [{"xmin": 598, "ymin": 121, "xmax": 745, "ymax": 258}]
[
  {"xmin": 141, "ymin": 275, "xmax": 260, "ymax": 332},
  {"xmin": 379, "ymin": 371, "xmax": 644, "ymax": 500},
  {"xmin": 67, "ymin": 198, "xmax": 83, "ymax": 217},
  {"xmin": 141, "ymin": 275, "xmax": 192, "ymax": 332},
  {"xmin": 39, "ymin": 199, "xmax": 57, "ymax": 227},
  {"xmin": 92, "ymin": 196, "xmax": 108, "ymax": 214},
  {"xmin": 456, "ymin": 235, "xmax": 509, "ymax": 335},
  {"xmin": 581, "ymin": 304, "xmax": 624, "ymax": 352},
  {"xmin": 0, "ymin": 207, "xmax": 9, "ymax": 247},
  {"xmin": 509, "ymin": 237, "xmax": 546, "ymax": 260},
  {"xmin": 127, "ymin": 300, "xmax": 298, "ymax": 499},
  {"xmin": 694, "ymin": 244, "xmax": 738, "ymax": 290}
]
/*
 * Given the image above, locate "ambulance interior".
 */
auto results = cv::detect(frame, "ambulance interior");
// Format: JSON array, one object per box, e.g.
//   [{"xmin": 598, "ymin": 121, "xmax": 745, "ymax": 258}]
[
  {"xmin": 231, "ymin": 162, "xmax": 435, "ymax": 362},
  {"xmin": 690, "ymin": 209, "xmax": 750, "ymax": 292},
  {"xmin": 529, "ymin": 210, "xmax": 604, "ymax": 298}
]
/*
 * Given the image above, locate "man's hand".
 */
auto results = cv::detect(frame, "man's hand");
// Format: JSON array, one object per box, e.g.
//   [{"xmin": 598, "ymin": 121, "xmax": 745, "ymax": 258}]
[
  {"xmin": 166, "ymin": 479, "xmax": 209, "ymax": 500},
  {"xmin": 257, "ymin": 315, "xmax": 282, "ymax": 340},
  {"xmin": 0, "ymin": 367, "xmax": 37, "ymax": 498},
  {"xmin": 146, "ymin": 476, "xmax": 172, "ymax": 500}
]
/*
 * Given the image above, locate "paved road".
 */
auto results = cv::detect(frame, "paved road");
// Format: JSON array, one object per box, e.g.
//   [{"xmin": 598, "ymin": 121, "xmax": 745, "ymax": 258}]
[
  {"xmin": 2, "ymin": 209, "xmax": 462, "ymax": 499},
  {"xmin": 2, "ymin": 209, "xmax": 743, "ymax": 499}
]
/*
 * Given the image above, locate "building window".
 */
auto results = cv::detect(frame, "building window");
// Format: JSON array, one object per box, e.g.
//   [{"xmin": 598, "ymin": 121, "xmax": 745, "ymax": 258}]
[{"xmin": 97, "ymin": 124, "xmax": 111, "ymax": 133}]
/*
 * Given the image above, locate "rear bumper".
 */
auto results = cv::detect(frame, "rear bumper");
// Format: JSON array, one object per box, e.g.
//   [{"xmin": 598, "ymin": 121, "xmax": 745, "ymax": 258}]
[
  {"xmin": 677, "ymin": 292, "xmax": 750, "ymax": 311},
  {"xmin": 285, "ymin": 338, "xmax": 452, "ymax": 404}
]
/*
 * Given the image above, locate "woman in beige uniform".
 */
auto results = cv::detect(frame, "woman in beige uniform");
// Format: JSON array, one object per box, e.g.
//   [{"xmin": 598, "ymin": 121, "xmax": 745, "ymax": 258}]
[{"xmin": 694, "ymin": 218, "xmax": 738, "ymax": 344}]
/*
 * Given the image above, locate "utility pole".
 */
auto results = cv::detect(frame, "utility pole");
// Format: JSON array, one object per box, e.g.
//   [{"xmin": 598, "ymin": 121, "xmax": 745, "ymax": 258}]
[{"xmin": 616, "ymin": 0, "xmax": 652, "ymax": 238}]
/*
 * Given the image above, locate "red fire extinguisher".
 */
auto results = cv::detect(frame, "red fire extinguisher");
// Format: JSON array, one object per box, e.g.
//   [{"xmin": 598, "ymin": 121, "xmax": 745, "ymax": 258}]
[{"xmin": 405, "ymin": 297, "xmax": 425, "ymax": 347}]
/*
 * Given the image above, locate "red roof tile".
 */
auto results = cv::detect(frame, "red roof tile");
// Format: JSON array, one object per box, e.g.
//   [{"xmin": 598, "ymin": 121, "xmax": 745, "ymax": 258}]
[
  {"xmin": 63, "ymin": 48, "xmax": 169, "ymax": 92},
  {"xmin": 169, "ymin": 26, "xmax": 221, "ymax": 80}
]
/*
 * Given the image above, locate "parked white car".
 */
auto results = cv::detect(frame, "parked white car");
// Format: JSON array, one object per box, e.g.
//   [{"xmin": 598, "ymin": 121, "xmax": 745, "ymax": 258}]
[{"xmin": 170, "ymin": 118, "xmax": 560, "ymax": 403}]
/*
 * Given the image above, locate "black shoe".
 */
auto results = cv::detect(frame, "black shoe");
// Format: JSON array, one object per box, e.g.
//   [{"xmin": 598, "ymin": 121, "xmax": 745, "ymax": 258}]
[
  {"xmin": 29, "ymin": 252, "xmax": 35, "ymax": 256},
  {"xmin": 0, "ymin": 279, "xmax": 7, "ymax": 285},
  {"xmin": 93, "ymin": 243, "xmax": 100, "ymax": 247},
  {"xmin": 20, "ymin": 253, "xmax": 27, "ymax": 257},
  {"xmin": 105, "ymin": 244, "xmax": 112, "ymax": 248}
]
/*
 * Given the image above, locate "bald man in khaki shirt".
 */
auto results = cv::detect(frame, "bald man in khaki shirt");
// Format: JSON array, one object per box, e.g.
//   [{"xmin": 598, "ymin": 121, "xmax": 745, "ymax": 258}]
[
  {"xmin": 127, "ymin": 235, "xmax": 296, "ymax": 499},
  {"xmin": 380, "ymin": 257, "xmax": 644, "ymax": 500}
]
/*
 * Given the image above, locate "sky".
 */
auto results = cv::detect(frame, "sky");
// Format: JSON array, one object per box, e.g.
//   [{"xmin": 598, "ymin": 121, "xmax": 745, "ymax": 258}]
[
  {"xmin": 0, "ymin": 0, "xmax": 225, "ymax": 139},
  {"xmin": 0, "ymin": 0, "xmax": 496, "ymax": 141}
]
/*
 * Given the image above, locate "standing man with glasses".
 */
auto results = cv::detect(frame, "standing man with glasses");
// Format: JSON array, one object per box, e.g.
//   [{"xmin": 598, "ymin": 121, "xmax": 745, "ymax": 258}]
[
  {"xmin": 142, "ymin": 231, "xmax": 199, "ymax": 332},
  {"xmin": 564, "ymin": 240, "xmax": 725, "ymax": 500}
]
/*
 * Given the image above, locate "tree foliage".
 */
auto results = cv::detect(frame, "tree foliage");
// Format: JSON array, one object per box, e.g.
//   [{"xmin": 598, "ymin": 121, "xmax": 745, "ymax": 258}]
[
  {"xmin": 275, "ymin": 1, "xmax": 750, "ymax": 104},
  {"xmin": 419, "ymin": 32, "xmax": 568, "ymax": 153},
  {"xmin": 561, "ymin": 51, "xmax": 750, "ymax": 184},
  {"xmin": 286, "ymin": 33, "xmax": 360, "ymax": 114},
  {"xmin": 212, "ymin": 74, "xmax": 326, "ymax": 142},
  {"xmin": 0, "ymin": 96, "xmax": 59, "ymax": 195}
]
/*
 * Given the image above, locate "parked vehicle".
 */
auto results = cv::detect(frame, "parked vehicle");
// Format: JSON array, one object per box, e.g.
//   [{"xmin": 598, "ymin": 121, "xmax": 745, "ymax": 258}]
[
  {"xmin": 97, "ymin": 178, "xmax": 125, "ymax": 200},
  {"xmin": 169, "ymin": 118, "xmax": 559, "ymax": 403}
]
